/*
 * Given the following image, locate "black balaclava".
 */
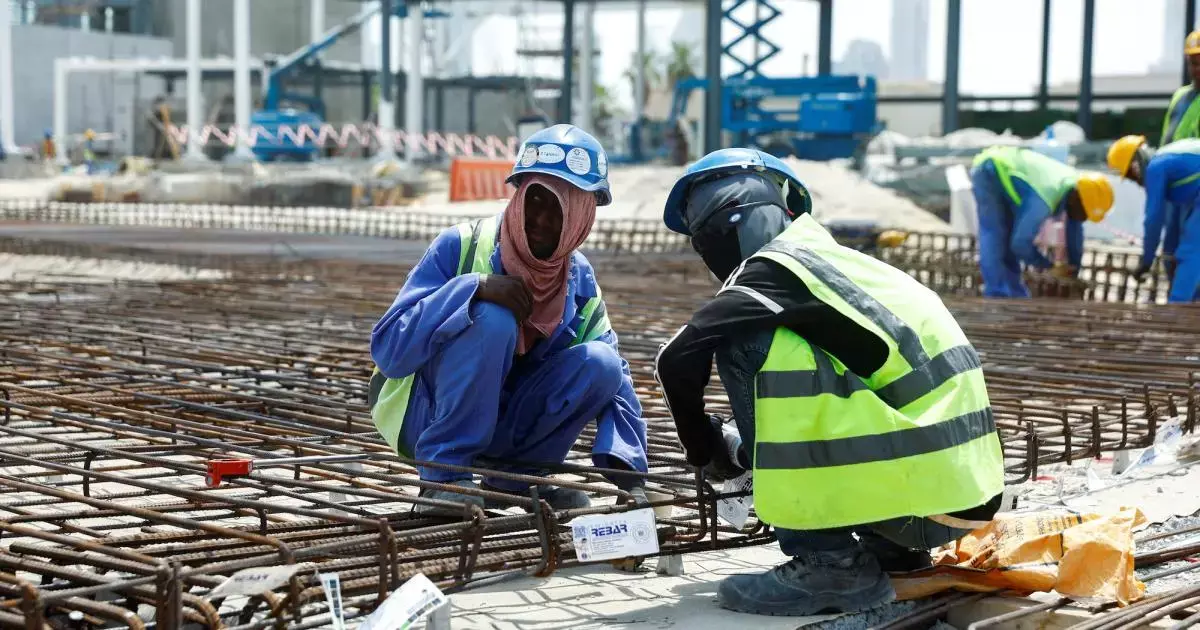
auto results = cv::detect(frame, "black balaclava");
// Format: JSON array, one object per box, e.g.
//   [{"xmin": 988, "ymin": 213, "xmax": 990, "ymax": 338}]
[{"xmin": 684, "ymin": 171, "xmax": 792, "ymax": 281}]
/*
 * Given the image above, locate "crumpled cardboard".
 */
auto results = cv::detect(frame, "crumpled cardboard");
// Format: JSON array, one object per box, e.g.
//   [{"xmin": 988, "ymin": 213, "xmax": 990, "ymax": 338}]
[{"xmin": 891, "ymin": 508, "xmax": 1147, "ymax": 605}]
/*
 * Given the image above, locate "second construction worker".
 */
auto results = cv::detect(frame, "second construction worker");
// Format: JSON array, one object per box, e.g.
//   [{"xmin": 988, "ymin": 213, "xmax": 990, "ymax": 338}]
[
  {"xmin": 656, "ymin": 148, "xmax": 1005, "ymax": 616},
  {"xmin": 1107, "ymin": 135, "xmax": 1200, "ymax": 302},
  {"xmin": 369, "ymin": 125, "xmax": 649, "ymax": 514},
  {"xmin": 1163, "ymin": 31, "xmax": 1200, "ymax": 144},
  {"xmin": 970, "ymin": 145, "xmax": 1114, "ymax": 297}
]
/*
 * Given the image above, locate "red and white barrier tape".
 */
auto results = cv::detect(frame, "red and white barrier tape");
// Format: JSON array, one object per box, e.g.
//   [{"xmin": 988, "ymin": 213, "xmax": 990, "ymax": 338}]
[{"xmin": 164, "ymin": 124, "xmax": 519, "ymax": 160}]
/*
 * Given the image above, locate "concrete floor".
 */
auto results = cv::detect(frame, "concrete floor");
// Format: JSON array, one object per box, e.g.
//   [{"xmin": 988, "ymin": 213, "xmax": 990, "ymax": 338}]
[{"xmin": 441, "ymin": 545, "xmax": 847, "ymax": 630}]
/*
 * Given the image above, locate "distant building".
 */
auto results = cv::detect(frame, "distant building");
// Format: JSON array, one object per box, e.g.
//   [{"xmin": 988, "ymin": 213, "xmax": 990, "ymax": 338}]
[
  {"xmin": 889, "ymin": 0, "xmax": 930, "ymax": 82},
  {"xmin": 836, "ymin": 39, "xmax": 889, "ymax": 80}
]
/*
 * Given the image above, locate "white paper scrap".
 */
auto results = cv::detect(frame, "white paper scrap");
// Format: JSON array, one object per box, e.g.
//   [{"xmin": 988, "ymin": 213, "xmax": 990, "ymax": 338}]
[
  {"xmin": 358, "ymin": 573, "xmax": 448, "ymax": 630},
  {"xmin": 208, "ymin": 563, "xmax": 306, "ymax": 599}
]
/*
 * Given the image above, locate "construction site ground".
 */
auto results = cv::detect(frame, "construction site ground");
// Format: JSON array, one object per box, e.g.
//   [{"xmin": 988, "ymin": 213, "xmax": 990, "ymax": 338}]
[{"xmin": 1, "ymin": 218, "xmax": 1198, "ymax": 629}]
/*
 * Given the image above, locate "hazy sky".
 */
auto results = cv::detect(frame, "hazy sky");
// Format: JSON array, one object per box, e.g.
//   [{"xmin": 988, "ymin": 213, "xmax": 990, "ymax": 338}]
[{"xmin": 372, "ymin": 0, "xmax": 1178, "ymax": 110}]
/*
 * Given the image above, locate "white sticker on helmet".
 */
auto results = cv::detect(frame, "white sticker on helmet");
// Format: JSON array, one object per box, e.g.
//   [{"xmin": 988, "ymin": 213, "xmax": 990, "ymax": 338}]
[
  {"xmin": 536, "ymin": 144, "xmax": 565, "ymax": 164},
  {"xmin": 565, "ymin": 148, "xmax": 592, "ymax": 176},
  {"xmin": 597, "ymin": 152, "xmax": 608, "ymax": 177},
  {"xmin": 519, "ymin": 145, "xmax": 538, "ymax": 167}
]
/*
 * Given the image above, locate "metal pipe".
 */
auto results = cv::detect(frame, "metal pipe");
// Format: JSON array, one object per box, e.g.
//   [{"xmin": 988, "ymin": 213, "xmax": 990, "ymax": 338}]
[
  {"xmin": 0, "ymin": 0, "xmax": 16, "ymax": 156},
  {"xmin": 185, "ymin": 0, "xmax": 204, "ymax": 160},
  {"xmin": 942, "ymin": 0, "xmax": 961, "ymax": 134},
  {"xmin": 1186, "ymin": 0, "xmax": 1198, "ymax": 88},
  {"xmin": 232, "ymin": 0, "xmax": 254, "ymax": 159},
  {"xmin": 704, "ymin": 0, "xmax": 722, "ymax": 154},
  {"xmin": 578, "ymin": 0, "xmax": 595, "ymax": 132},
  {"xmin": 1037, "ymin": 0, "xmax": 1051, "ymax": 111},
  {"xmin": 633, "ymin": 0, "xmax": 646, "ymax": 161},
  {"xmin": 817, "ymin": 0, "xmax": 832, "ymax": 75},
  {"xmin": 560, "ymin": 0, "xmax": 575, "ymax": 124},
  {"xmin": 1078, "ymin": 0, "xmax": 1095, "ymax": 135},
  {"xmin": 52, "ymin": 59, "xmax": 68, "ymax": 166},
  {"xmin": 405, "ymin": 0, "xmax": 425, "ymax": 162},
  {"xmin": 378, "ymin": 0, "xmax": 396, "ymax": 159}
]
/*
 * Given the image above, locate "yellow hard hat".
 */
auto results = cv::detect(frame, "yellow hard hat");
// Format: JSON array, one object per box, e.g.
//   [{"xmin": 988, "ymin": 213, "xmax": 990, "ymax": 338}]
[
  {"xmin": 1106, "ymin": 135, "xmax": 1146, "ymax": 178},
  {"xmin": 1187, "ymin": 30, "xmax": 1200, "ymax": 54},
  {"xmin": 84, "ymin": 129, "xmax": 95, "ymax": 140},
  {"xmin": 1076, "ymin": 173, "xmax": 1114, "ymax": 223}
]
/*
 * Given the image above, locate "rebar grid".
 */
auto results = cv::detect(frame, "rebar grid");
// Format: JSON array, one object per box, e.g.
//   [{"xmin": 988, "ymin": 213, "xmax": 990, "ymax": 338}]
[{"xmin": 0, "ymin": 236, "xmax": 1196, "ymax": 625}]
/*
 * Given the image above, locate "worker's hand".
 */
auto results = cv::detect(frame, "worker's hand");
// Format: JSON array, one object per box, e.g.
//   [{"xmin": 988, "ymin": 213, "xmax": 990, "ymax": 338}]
[
  {"xmin": 1132, "ymin": 260, "xmax": 1154, "ymax": 283},
  {"xmin": 702, "ymin": 414, "xmax": 746, "ymax": 483},
  {"xmin": 475, "ymin": 274, "xmax": 533, "ymax": 322}
]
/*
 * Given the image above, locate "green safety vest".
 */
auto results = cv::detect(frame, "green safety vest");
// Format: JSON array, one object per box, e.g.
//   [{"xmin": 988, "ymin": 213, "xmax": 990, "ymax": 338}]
[
  {"xmin": 973, "ymin": 146, "xmax": 1076, "ymax": 211},
  {"xmin": 1162, "ymin": 86, "xmax": 1200, "ymax": 144},
  {"xmin": 749, "ymin": 214, "xmax": 1005, "ymax": 530},
  {"xmin": 368, "ymin": 216, "xmax": 613, "ymax": 455}
]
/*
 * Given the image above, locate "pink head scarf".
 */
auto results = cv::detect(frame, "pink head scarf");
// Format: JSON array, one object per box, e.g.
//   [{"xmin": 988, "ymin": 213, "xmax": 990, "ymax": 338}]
[{"xmin": 500, "ymin": 174, "xmax": 598, "ymax": 354}]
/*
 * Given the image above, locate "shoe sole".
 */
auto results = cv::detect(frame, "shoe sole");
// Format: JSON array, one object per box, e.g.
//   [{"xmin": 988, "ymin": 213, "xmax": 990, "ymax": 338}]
[{"xmin": 717, "ymin": 576, "xmax": 896, "ymax": 617}]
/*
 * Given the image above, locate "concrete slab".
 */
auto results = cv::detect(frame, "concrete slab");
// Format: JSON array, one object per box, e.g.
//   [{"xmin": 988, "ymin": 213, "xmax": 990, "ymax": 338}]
[{"xmin": 442, "ymin": 545, "xmax": 822, "ymax": 630}]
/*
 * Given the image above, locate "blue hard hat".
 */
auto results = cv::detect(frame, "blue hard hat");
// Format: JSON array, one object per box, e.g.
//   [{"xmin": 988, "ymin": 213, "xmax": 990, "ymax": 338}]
[
  {"xmin": 43, "ymin": 129, "xmax": 52, "ymax": 138},
  {"xmin": 508, "ymin": 124, "xmax": 612, "ymax": 206},
  {"xmin": 663, "ymin": 147, "xmax": 813, "ymax": 236}
]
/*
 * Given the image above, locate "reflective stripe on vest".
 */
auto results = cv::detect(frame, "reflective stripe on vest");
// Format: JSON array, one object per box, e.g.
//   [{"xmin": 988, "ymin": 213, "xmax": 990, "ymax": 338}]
[
  {"xmin": 749, "ymin": 214, "xmax": 1004, "ymax": 530},
  {"xmin": 369, "ymin": 217, "xmax": 611, "ymax": 454},
  {"xmin": 972, "ymin": 146, "xmax": 1076, "ymax": 210}
]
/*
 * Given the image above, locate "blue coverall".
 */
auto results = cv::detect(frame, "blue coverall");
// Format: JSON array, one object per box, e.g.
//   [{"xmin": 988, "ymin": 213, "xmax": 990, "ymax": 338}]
[
  {"xmin": 370, "ymin": 219, "xmax": 649, "ymax": 491},
  {"xmin": 971, "ymin": 159, "xmax": 1084, "ymax": 298},
  {"xmin": 1142, "ymin": 150, "xmax": 1200, "ymax": 302}
]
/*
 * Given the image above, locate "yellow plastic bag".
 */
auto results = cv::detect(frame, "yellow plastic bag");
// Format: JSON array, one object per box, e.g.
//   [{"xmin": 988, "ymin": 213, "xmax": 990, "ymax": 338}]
[{"xmin": 891, "ymin": 508, "xmax": 1146, "ymax": 605}]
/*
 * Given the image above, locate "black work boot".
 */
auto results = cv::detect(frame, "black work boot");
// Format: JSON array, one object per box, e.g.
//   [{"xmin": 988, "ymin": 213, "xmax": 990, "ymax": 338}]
[
  {"xmin": 717, "ymin": 548, "xmax": 895, "ymax": 616},
  {"xmin": 858, "ymin": 531, "xmax": 934, "ymax": 573}
]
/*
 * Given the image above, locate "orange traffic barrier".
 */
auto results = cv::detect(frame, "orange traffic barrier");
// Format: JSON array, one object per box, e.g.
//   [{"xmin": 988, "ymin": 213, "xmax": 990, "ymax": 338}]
[{"xmin": 448, "ymin": 157, "xmax": 515, "ymax": 202}]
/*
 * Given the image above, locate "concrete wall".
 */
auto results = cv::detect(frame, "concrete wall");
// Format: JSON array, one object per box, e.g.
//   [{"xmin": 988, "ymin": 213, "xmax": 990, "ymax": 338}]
[{"xmin": 13, "ymin": 24, "xmax": 172, "ymax": 152}]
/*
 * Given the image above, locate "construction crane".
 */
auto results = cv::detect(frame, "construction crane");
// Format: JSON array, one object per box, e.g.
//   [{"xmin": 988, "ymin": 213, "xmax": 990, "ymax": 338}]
[{"xmin": 251, "ymin": 1, "xmax": 446, "ymax": 161}]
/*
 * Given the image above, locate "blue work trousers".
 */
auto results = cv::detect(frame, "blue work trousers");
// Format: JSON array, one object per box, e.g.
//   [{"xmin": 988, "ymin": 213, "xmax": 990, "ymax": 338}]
[
  {"xmin": 715, "ymin": 329, "xmax": 971, "ymax": 555},
  {"xmin": 1170, "ymin": 199, "xmax": 1200, "ymax": 303},
  {"xmin": 399, "ymin": 301, "xmax": 625, "ymax": 490},
  {"xmin": 971, "ymin": 163, "xmax": 1030, "ymax": 298}
]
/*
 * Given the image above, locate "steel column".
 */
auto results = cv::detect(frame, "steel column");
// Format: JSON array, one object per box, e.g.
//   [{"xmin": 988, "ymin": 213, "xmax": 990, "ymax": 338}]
[
  {"xmin": 184, "ymin": 0, "xmax": 203, "ymax": 159},
  {"xmin": 1186, "ymin": 0, "xmax": 1197, "ymax": 87},
  {"xmin": 405, "ymin": 1, "xmax": 424, "ymax": 162},
  {"xmin": 632, "ymin": 0, "xmax": 646, "ymax": 161},
  {"xmin": 942, "ymin": 0, "xmax": 961, "ymax": 134},
  {"xmin": 0, "ymin": 0, "xmax": 14, "ymax": 155},
  {"xmin": 1037, "ymin": 0, "xmax": 1051, "ymax": 111},
  {"xmin": 1078, "ymin": 0, "xmax": 1095, "ymax": 134},
  {"xmin": 378, "ymin": 0, "xmax": 396, "ymax": 159},
  {"xmin": 578, "ymin": 0, "xmax": 594, "ymax": 131},
  {"xmin": 817, "ymin": 0, "xmax": 832, "ymax": 76},
  {"xmin": 704, "ymin": 0, "xmax": 722, "ymax": 153},
  {"xmin": 232, "ymin": 0, "xmax": 253, "ymax": 159},
  {"xmin": 560, "ymin": 0, "xmax": 575, "ymax": 123}
]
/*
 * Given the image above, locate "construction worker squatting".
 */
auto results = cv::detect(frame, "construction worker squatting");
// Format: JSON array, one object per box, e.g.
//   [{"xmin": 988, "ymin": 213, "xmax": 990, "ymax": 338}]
[
  {"xmin": 655, "ymin": 148, "xmax": 1006, "ymax": 616},
  {"xmin": 368, "ymin": 125, "xmax": 649, "ymax": 515}
]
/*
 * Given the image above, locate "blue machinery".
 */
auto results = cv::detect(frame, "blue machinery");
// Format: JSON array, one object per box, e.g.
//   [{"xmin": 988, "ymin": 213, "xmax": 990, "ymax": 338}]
[
  {"xmin": 649, "ymin": 0, "xmax": 880, "ymax": 164},
  {"xmin": 250, "ymin": 2, "xmax": 445, "ymax": 161},
  {"xmin": 667, "ymin": 74, "xmax": 880, "ymax": 163}
]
